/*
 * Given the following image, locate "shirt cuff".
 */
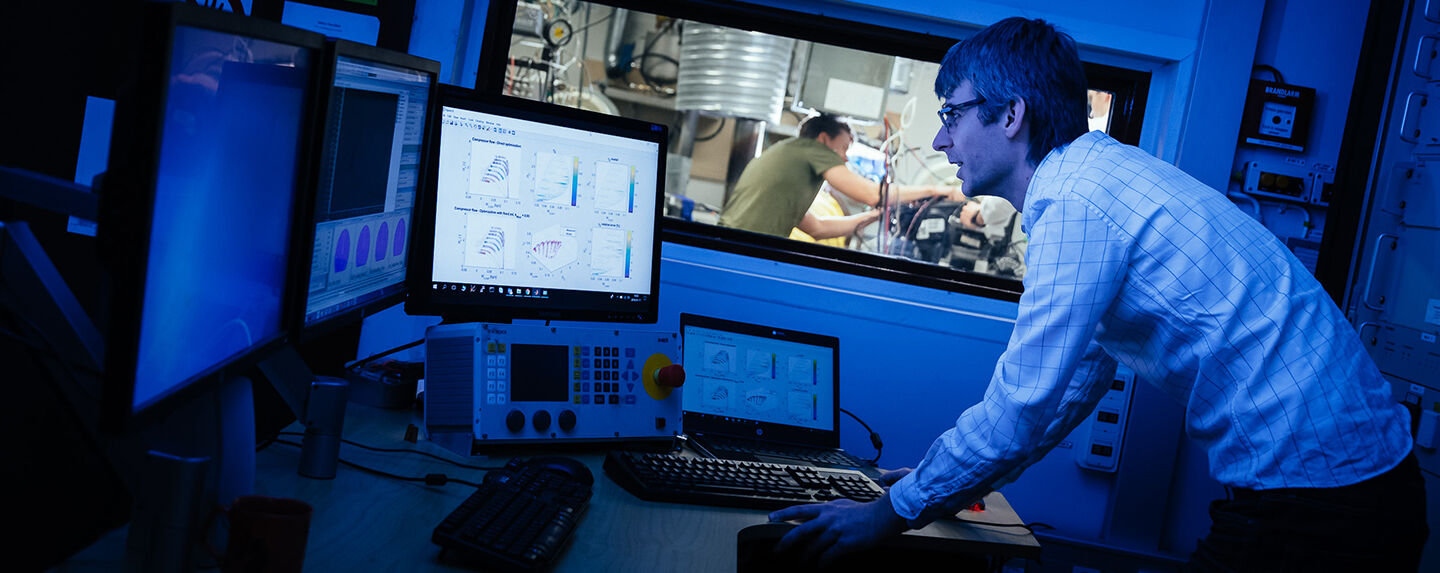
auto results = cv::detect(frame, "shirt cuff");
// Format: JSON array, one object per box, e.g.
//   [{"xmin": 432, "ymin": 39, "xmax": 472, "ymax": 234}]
[{"xmin": 887, "ymin": 473, "xmax": 933, "ymax": 529}]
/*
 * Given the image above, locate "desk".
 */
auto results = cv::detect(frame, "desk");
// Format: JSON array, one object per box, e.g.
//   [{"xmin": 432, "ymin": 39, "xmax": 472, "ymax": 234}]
[{"xmin": 61, "ymin": 403, "xmax": 1039, "ymax": 571}]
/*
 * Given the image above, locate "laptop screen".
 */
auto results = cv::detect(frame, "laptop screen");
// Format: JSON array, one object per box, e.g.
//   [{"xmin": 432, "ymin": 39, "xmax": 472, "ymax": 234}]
[{"xmin": 680, "ymin": 314, "xmax": 840, "ymax": 447}]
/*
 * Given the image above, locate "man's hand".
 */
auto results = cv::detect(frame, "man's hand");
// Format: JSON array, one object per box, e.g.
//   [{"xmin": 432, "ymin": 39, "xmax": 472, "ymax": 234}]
[
  {"xmin": 875, "ymin": 467, "xmax": 913, "ymax": 488},
  {"xmin": 767, "ymin": 493, "xmax": 908, "ymax": 566},
  {"xmin": 935, "ymin": 186, "xmax": 966, "ymax": 201}
]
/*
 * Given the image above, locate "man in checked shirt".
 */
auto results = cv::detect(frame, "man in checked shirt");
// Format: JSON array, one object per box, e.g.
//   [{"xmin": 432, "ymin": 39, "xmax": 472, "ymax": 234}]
[{"xmin": 769, "ymin": 16, "xmax": 1427, "ymax": 571}]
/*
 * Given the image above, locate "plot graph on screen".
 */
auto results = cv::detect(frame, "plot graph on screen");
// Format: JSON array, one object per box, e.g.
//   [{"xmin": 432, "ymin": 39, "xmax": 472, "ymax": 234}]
[
  {"xmin": 788, "ymin": 356, "xmax": 816, "ymax": 386},
  {"xmin": 703, "ymin": 379, "xmax": 733, "ymax": 411},
  {"xmin": 375, "ymin": 221, "xmax": 389, "ymax": 262},
  {"xmin": 743, "ymin": 389, "xmax": 778, "ymax": 416},
  {"xmin": 535, "ymin": 152, "xmax": 579, "ymax": 205},
  {"xmin": 527, "ymin": 224, "xmax": 579, "ymax": 271},
  {"xmin": 356, "ymin": 225, "xmax": 372, "ymax": 268},
  {"xmin": 787, "ymin": 391, "xmax": 817, "ymax": 423},
  {"xmin": 468, "ymin": 140, "xmax": 518, "ymax": 198},
  {"xmin": 747, "ymin": 350, "xmax": 774, "ymax": 378},
  {"xmin": 704, "ymin": 342, "xmax": 736, "ymax": 374},
  {"xmin": 334, "ymin": 228, "xmax": 351, "ymax": 272},
  {"xmin": 326, "ymin": 213, "xmax": 410, "ymax": 285},
  {"xmin": 591, "ymin": 227, "xmax": 632, "ymax": 277},
  {"xmin": 594, "ymin": 161, "xmax": 636, "ymax": 212},
  {"xmin": 463, "ymin": 212, "xmax": 517, "ymax": 269},
  {"xmin": 393, "ymin": 217, "xmax": 406, "ymax": 257}
]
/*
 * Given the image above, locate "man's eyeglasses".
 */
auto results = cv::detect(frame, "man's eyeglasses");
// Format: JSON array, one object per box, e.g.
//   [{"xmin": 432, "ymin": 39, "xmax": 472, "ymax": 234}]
[{"xmin": 937, "ymin": 97, "xmax": 986, "ymax": 128}]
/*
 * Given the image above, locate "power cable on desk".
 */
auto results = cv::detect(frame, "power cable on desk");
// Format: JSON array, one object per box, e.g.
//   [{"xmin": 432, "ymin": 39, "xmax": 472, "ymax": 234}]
[
  {"xmin": 345, "ymin": 337, "xmax": 426, "ymax": 371},
  {"xmin": 268, "ymin": 438, "xmax": 483, "ymax": 488},
  {"xmin": 275, "ymin": 431, "xmax": 505, "ymax": 472},
  {"xmin": 839, "ymin": 407, "xmax": 883, "ymax": 464}
]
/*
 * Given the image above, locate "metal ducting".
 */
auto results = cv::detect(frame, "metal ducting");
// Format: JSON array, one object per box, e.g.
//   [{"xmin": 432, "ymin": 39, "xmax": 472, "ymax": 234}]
[{"xmin": 676, "ymin": 24, "xmax": 794, "ymax": 124}]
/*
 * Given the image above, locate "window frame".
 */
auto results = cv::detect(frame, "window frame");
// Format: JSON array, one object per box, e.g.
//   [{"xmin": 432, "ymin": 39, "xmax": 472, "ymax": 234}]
[{"xmin": 477, "ymin": 0, "xmax": 1151, "ymax": 302}]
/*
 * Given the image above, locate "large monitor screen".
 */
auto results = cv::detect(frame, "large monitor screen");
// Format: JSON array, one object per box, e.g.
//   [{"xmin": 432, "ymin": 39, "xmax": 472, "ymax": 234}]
[
  {"xmin": 407, "ymin": 91, "xmax": 667, "ymax": 322},
  {"xmin": 303, "ymin": 49, "xmax": 434, "ymax": 330},
  {"xmin": 126, "ymin": 24, "xmax": 317, "ymax": 413}
]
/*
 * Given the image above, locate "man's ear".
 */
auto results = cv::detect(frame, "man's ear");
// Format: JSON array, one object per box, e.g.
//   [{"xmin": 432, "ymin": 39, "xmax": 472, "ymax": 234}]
[{"xmin": 1003, "ymin": 98, "xmax": 1027, "ymax": 139}]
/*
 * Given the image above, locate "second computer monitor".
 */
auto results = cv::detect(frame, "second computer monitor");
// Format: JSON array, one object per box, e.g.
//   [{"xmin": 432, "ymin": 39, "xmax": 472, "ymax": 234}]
[
  {"xmin": 406, "ymin": 88, "xmax": 667, "ymax": 323},
  {"xmin": 301, "ymin": 41, "xmax": 439, "ymax": 336}
]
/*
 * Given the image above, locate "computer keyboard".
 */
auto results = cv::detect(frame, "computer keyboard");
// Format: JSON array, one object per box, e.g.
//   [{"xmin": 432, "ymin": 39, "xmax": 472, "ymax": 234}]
[
  {"xmin": 432, "ymin": 456, "xmax": 592, "ymax": 572},
  {"xmin": 603, "ymin": 450, "xmax": 884, "ymax": 510},
  {"xmin": 698, "ymin": 434, "xmax": 870, "ymax": 468}
]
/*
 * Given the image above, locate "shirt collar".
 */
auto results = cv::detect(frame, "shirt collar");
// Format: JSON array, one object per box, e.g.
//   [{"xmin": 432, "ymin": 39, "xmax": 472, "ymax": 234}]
[{"xmin": 1021, "ymin": 130, "xmax": 1110, "ymax": 233}]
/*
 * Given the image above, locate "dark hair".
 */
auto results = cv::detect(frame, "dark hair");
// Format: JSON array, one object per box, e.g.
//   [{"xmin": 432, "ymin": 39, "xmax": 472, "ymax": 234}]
[
  {"xmin": 934, "ymin": 17, "xmax": 1088, "ymax": 165},
  {"xmin": 798, "ymin": 114, "xmax": 852, "ymax": 140}
]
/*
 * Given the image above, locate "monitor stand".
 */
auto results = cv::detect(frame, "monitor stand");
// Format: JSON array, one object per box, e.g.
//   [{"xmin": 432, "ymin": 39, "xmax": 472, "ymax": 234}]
[
  {"xmin": 124, "ymin": 374, "xmax": 256, "ymax": 572},
  {"xmin": 256, "ymin": 344, "xmax": 349, "ymax": 479}
]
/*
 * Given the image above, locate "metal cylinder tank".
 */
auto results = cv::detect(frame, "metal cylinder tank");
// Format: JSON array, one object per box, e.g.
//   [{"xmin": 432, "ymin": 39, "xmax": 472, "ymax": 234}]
[{"xmin": 676, "ymin": 24, "xmax": 795, "ymax": 124}]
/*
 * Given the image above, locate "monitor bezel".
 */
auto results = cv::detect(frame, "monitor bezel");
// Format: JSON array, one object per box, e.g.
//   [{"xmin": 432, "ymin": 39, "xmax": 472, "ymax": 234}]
[
  {"xmin": 99, "ymin": 3, "xmax": 326, "ymax": 433},
  {"xmin": 404, "ymin": 85, "xmax": 669, "ymax": 324},
  {"xmin": 678, "ymin": 313, "xmax": 844, "ymax": 449},
  {"xmin": 294, "ymin": 39, "xmax": 441, "ymax": 343}
]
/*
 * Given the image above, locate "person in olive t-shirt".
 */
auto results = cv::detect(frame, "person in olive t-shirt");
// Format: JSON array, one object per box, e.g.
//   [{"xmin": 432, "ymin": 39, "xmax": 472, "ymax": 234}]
[{"xmin": 719, "ymin": 114, "xmax": 958, "ymax": 238}]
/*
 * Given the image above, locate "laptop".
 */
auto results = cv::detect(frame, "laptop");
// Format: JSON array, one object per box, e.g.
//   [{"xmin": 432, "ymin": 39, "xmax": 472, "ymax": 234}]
[{"xmin": 679, "ymin": 314, "xmax": 872, "ymax": 472}]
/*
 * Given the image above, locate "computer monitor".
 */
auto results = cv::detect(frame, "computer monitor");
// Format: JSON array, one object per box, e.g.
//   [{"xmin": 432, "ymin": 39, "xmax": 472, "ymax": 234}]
[
  {"xmin": 406, "ymin": 87, "xmax": 668, "ymax": 323},
  {"xmin": 298, "ymin": 40, "xmax": 438, "ymax": 339},
  {"xmin": 99, "ymin": 3, "xmax": 323, "ymax": 432}
]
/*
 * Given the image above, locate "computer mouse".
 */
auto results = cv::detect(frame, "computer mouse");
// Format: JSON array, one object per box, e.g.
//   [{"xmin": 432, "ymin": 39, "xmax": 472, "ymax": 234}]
[
  {"xmin": 525, "ymin": 456, "xmax": 595, "ymax": 486},
  {"xmin": 737, "ymin": 522, "xmax": 806, "ymax": 572}
]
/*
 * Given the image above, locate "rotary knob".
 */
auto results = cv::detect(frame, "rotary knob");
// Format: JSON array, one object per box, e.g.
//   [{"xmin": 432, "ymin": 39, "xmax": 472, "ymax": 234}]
[
  {"xmin": 532, "ymin": 409, "xmax": 552, "ymax": 432},
  {"xmin": 558, "ymin": 409, "xmax": 577, "ymax": 432},
  {"xmin": 505, "ymin": 410, "xmax": 525, "ymax": 432}
]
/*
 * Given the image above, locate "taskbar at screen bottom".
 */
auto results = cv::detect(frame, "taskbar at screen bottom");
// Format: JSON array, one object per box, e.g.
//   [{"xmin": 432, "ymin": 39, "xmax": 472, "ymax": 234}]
[{"xmin": 426, "ymin": 281, "xmax": 653, "ymax": 321}]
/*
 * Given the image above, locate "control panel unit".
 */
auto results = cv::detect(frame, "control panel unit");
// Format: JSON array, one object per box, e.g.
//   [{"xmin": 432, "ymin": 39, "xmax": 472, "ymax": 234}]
[{"xmin": 424, "ymin": 323, "xmax": 684, "ymax": 448}]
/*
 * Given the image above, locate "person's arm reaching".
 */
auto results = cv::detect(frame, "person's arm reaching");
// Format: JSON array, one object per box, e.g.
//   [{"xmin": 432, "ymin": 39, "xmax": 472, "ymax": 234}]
[
  {"xmin": 795, "ymin": 210, "xmax": 881, "ymax": 240},
  {"xmin": 979, "ymin": 340, "xmax": 1118, "ymax": 493},
  {"xmin": 888, "ymin": 196, "xmax": 1129, "ymax": 527},
  {"xmin": 822, "ymin": 164, "xmax": 957, "ymax": 207}
]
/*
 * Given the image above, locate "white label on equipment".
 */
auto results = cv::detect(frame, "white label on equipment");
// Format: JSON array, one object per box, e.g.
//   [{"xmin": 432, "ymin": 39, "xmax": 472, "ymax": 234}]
[
  {"xmin": 824, "ymin": 78, "xmax": 886, "ymax": 119},
  {"xmin": 1425, "ymin": 299, "xmax": 1440, "ymax": 326},
  {"xmin": 1259, "ymin": 101, "xmax": 1297, "ymax": 138},
  {"xmin": 917, "ymin": 217, "xmax": 944, "ymax": 240}
]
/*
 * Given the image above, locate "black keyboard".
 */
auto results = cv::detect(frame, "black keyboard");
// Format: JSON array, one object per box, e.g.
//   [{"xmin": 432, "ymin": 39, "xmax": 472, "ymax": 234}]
[
  {"xmin": 603, "ymin": 451, "xmax": 884, "ymax": 510},
  {"xmin": 698, "ymin": 434, "xmax": 870, "ymax": 468},
  {"xmin": 432, "ymin": 457, "xmax": 592, "ymax": 572}
]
